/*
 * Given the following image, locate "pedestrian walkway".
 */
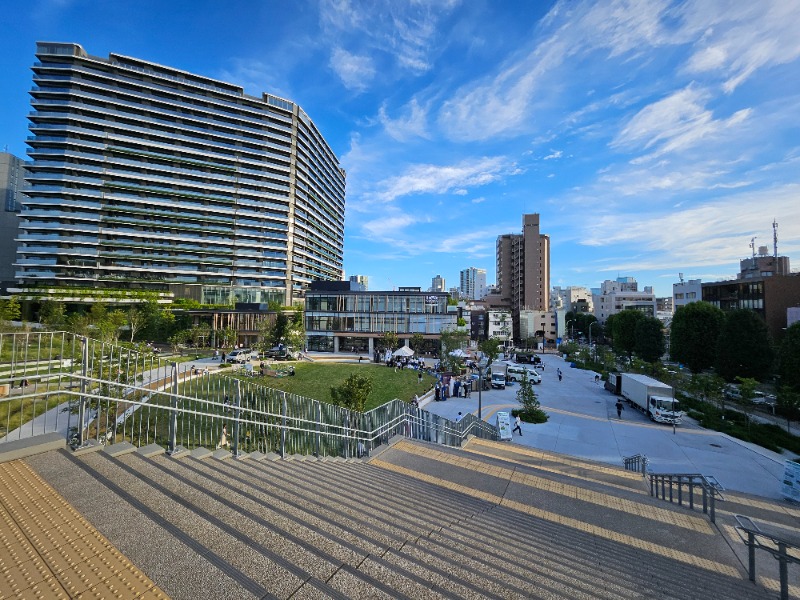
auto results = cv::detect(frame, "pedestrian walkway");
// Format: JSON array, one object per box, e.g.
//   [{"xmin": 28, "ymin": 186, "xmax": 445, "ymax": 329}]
[{"xmin": 424, "ymin": 354, "xmax": 795, "ymax": 500}]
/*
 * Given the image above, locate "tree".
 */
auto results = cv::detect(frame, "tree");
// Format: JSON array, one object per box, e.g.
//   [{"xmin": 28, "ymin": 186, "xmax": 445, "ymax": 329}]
[
  {"xmin": 380, "ymin": 331, "xmax": 399, "ymax": 352},
  {"xmin": 735, "ymin": 376, "xmax": 759, "ymax": 433},
  {"xmin": 776, "ymin": 387, "xmax": 800, "ymax": 433},
  {"xmin": 285, "ymin": 307, "xmax": 305, "ymax": 350},
  {"xmin": 330, "ymin": 373, "xmax": 373, "ymax": 412},
  {"xmin": 634, "ymin": 316, "xmax": 665, "ymax": 363},
  {"xmin": 477, "ymin": 338, "xmax": 502, "ymax": 365},
  {"xmin": 39, "ymin": 300, "xmax": 66, "ymax": 330},
  {"xmin": 515, "ymin": 370, "xmax": 548, "ymax": 423},
  {"xmin": 439, "ymin": 328, "xmax": 469, "ymax": 372},
  {"xmin": 611, "ymin": 310, "xmax": 645, "ymax": 358},
  {"xmin": 715, "ymin": 310, "xmax": 774, "ymax": 382},
  {"xmin": 0, "ymin": 296, "xmax": 21, "ymax": 323},
  {"xmin": 410, "ymin": 332, "xmax": 425, "ymax": 354},
  {"xmin": 778, "ymin": 322, "xmax": 800, "ymax": 392},
  {"xmin": 669, "ymin": 302, "xmax": 725, "ymax": 373},
  {"xmin": 127, "ymin": 307, "xmax": 148, "ymax": 342},
  {"xmin": 690, "ymin": 372, "xmax": 727, "ymax": 413}
]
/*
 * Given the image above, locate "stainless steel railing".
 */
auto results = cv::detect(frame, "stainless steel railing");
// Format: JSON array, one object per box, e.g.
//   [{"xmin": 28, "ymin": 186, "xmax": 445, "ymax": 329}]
[
  {"xmin": 0, "ymin": 332, "xmax": 498, "ymax": 457},
  {"xmin": 734, "ymin": 514, "xmax": 800, "ymax": 600},
  {"xmin": 622, "ymin": 453, "xmax": 648, "ymax": 475},
  {"xmin": 649, "ymin": 472, "xmax": 724, "ymax": 523}
]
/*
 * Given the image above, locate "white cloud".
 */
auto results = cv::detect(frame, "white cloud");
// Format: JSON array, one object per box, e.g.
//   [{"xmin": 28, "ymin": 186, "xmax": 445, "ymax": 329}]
[
  {"xmin": 578, "ymin": 184, "xmax": 800, "ymax": 272},
  {"xmin": 329, "ymin": 47, "xmax": 375, "ymax": 92},
  {"xmin": 681, "ymin": 1, "xmax": 800, "ymax": 92},
  {"xmin": 543, "ymin": 150, "xmax": 563, "ymax": 160},
  {"xmin": 375, "ymin": 156, "xmax": 516, "ymax": 202},
  {"xmin": 379, "ymin": 98, "xmax": 430, "ymax": 141},
  {"xmin": 471, "ymin": 197, "xmax": 486, "ymax": 204},
  {"xmin": 611, "ymin": 86, "xmax": 751, "ymax": 160}
]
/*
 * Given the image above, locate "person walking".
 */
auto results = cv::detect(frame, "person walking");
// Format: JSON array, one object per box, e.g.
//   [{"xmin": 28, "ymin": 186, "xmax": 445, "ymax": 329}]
[
  {"xmin": 512, "ymin": 415, "xmax": 523, "ymax": 436},
  {"xmin": 616, "ymin": 399, "xmax": 624, "ymax": 419},
  {"xmin": 216, "ymin": 424, "xmax": 229, "ymax": 449},
  {"xmin": 455, "ymin": 412, "xmax": 463, "ymax": 423},
  {"xmin": 557, "ymin": 368, "xmax": 563, "ymax": 382}
]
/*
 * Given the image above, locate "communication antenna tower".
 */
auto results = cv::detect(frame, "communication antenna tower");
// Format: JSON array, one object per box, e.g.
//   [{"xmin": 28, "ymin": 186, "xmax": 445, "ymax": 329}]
[
  {"xmin": 678, "ymin": 273, "xmax": 684, "ymax": 284},
  {"xmin": 749, "ymin": 237, "xmax": 757, "ymax": 260},
  {"xmin": 773, "ymin": 219, "xmax": 778, "ymax": 258}
]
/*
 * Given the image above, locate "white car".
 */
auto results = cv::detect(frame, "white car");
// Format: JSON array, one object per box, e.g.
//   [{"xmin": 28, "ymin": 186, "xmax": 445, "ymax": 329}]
[{"xmin": 507, "ymin": 365, "xmax": 542, "ymax": 384}]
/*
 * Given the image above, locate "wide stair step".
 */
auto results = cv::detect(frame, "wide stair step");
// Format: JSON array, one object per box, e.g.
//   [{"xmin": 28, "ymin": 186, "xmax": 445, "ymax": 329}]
[{"xmin": 21, "ymin": 437, "xmax": 780, "ymax": 599}]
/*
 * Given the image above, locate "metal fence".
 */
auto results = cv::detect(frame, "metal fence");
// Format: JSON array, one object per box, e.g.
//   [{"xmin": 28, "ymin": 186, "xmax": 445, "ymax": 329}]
[{"xmin": 0, "ymin": 331, "xmax": 498, "ymax": 457}]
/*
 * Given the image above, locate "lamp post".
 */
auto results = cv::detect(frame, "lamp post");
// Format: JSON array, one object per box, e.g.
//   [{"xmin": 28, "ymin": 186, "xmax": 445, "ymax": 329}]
[
  {"xmin": 589, "ymin": 321, "xmax": 600, "ymax": 362},
  {"xmin": 565, "ymin": 319, "xmax": 574, "ymax": 341}
]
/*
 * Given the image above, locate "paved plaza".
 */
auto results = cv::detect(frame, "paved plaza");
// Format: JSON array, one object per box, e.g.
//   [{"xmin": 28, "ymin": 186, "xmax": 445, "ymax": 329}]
[{"xmin": 425, "ymin": 353, "xmax": 795, "ymax": 500}]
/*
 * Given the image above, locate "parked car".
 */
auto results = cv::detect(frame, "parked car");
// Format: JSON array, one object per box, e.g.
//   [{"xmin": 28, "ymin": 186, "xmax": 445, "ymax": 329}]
[
  {"xmin": 507, "ymin": 365, "xmax": 542, "ymax": 384},
  {"xmin": 226, "ymin": 348, "xmax": 255, "ymax": 363},
  {"xmin": 263, "ymin": 346, "xmax": 297, "ymax": 361}
]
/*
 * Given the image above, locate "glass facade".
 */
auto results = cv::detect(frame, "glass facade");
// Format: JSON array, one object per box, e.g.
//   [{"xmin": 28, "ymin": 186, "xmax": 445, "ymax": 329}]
[
  {"xmin": 305, "ymin": 291, "xmax": 456, "ymax": 351},
  {"xmin": 17, "ymin": 42, "xmax": 345, "ymax": 304}
]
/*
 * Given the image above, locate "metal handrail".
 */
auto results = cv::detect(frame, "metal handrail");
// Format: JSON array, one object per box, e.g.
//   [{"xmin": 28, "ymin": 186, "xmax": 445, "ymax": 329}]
[
  {"xmin": 734, "ymin": 514, "xmax": 800, "ymax": 600},
  {"xmin": 0, "ymin": 331, "xmax": 499, "ymax": 458},
  {"xmin": 622, "ymin": 453, "xmax": 648, "ymax": 475},
  {"xmin": 648, "ymin": 472, "xmax": 724, "ymax": 523}
]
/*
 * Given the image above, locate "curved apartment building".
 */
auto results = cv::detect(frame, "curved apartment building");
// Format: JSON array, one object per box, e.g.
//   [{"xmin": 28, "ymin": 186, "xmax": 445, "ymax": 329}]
[{"xmin": 17, "ymin": 42, "xmax": 345, "ymax": 305}]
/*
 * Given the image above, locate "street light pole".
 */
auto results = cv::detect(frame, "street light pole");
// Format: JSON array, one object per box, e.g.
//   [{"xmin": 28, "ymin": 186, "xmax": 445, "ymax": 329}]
[
  {"xmin": 589, "ymin": 321, "xmax": 600, "ymax": 362},
  {"xmin": 565, "ymin": 319, "xmax": 574, "ymax": 342}
]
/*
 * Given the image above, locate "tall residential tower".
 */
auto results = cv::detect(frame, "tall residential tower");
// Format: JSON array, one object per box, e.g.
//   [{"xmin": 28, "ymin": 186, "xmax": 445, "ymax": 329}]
[{"xmin": 17, "ymin": 42, "xmax": 346, "ymax": 305}]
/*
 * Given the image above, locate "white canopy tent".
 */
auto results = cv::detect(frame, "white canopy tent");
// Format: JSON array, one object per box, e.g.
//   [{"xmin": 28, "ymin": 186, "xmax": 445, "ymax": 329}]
[{"xmin": 392, "ymin": 346, "xmax": 415, "ymax": 357}]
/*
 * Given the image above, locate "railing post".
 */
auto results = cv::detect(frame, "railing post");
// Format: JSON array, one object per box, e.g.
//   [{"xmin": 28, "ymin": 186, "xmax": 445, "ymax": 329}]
[
  {"xmin": 168, "ymin": 362, "xmax": 178, "ymax": 453},
  {"xmin": 778, "ymin": 542, "xmax": 789, "ymax": 600},
  {"xmin": 78, "ymin": 337, "xmax": 89, "ymax": 446},
  {"xmin": 315, "ymin": 400, "xmax": 321, "ymax": 458},
  {"xmin": 702, "ymin": 484, "xmax": 708, "ymax": 514},
  {"xmin": 747, "ymin": 531, "xmax": 756, "ymax": 582},
  {"xmin": 280, "ymin": 392, "xmax": 287, "ymax": 458},
  {"xmin": 232, "ymin": 380, "xmax": 241, "ymax": 456},
  {"xmin": 677, "ymin": 476, "xmax": 683, "ymax": 506},
  {"xmin": 709, "ymin": 488, "xmax": 715, "ymax": 524},
  {"xmin": 689, "ymin": 479, "xmax": 694, "ymax": 510}
]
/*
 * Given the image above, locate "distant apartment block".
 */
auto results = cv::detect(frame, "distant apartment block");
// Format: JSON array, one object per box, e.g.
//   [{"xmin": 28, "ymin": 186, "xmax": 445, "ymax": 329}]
[
  {"xmin": 672, "ymin": 278, "xmax": 702, "ymax": 313},
  {"xmin": 551, "ymin": 285, "xmax": 593, "ymax": 313},
  {"xmin": 518, "ymin": 309, "xmax": 556, "ymax": 346},
  {"xmin": 0, "ymin": 152, "xmax": 25, "ymax": 284},
  {"xmin": 496, "ymin": 213, "xmax": 550, "ymax": 312},
  {"xmin": 17, "ymin": 42, "xmax": 346, "ymax": 305},
  {"xmin": 592, "ymin": 277, "xmax": 656, "ymax": 324},
  {"xmin": 349, "ymin": 275, "xmax": 368, "ymax": 291},
  {"xmin": 430, "ymin": 274, "xmax": 446, "ymax": 293},
  {"xmin": 487, "ymin": 309, "xmax": 514, "ymax": 347},
  {"xmin": 702, "ymin": 252, "xmax": 800, "ymax": 341},
  {"xmin": 459, "ymin": 267, "xmax": 487, "ymax": 300}
]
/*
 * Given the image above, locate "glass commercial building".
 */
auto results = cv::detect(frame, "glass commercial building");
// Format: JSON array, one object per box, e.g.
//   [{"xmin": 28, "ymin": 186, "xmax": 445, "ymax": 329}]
[
  {"xmin": 17, "ymin": 42, "xmax": 345, "ymax": 305},
  {"xmin": 305, "ymin": 282, "xmax": 455, "ymax": 354}
]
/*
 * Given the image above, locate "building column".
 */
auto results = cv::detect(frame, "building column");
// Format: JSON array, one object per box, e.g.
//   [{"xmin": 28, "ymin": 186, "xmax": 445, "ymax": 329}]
[
  {"xmin": 368, "ymin": 337, "xmax": 374, "ymax": 356},
  {"xmin": 333, "ymin": 336, "xmax": 339, "ymax": 353}
]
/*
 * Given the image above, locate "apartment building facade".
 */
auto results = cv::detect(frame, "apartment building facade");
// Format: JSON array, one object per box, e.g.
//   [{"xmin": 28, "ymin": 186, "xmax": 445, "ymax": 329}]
[
  {"xmin": 459, "ymin": 267, "xmax": 487, "ymax": 301},
  {"xmin": 592, "ymin": 277, "xmax": 656, "ymax": 324},
  {"xmin": 17, "ymin": 42, "xmax": 345, "ymax": 306},
  {"xmin": 0, "ymin": 152, "xmax": 25, "ymax": 285}
]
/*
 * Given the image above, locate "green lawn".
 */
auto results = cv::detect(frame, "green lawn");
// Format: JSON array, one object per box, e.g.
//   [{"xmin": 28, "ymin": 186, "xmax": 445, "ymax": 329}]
[{"xmin": 230, "ymin": 362, "xmax": 437, "ymax": 411}]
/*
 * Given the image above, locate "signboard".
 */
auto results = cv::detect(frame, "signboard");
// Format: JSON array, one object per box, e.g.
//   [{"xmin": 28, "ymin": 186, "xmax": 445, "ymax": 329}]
[
  {"xmin": 496, "ymin": 411, "xmax": 512, "ymax": 441},
  {"xmin": 781, "ymin": 460, "xmax": 800, "ymax": 502}
]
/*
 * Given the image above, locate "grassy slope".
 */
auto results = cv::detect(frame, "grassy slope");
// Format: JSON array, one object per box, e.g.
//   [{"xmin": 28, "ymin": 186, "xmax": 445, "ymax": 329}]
[{"xmin": 233, "ymin": 362, "xmax": 437, "ymax": 411}]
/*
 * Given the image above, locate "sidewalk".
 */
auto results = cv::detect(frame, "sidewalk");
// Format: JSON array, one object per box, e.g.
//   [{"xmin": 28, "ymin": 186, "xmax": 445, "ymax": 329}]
[{"xmin": 425, "ymin": 354, "xmax": 794, "ymax": 500}]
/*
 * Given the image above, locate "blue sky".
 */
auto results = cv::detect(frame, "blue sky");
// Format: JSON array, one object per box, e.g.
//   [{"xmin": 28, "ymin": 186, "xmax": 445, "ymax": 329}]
[{"xmin": 1, "ymin": 0, "xmax": 799, "ymax": 298}]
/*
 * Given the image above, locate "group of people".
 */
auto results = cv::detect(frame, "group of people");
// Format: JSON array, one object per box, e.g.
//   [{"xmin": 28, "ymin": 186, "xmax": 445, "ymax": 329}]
[{"xmin": 434, "ymin": 376, "xmax": 472, "ymax": 401}]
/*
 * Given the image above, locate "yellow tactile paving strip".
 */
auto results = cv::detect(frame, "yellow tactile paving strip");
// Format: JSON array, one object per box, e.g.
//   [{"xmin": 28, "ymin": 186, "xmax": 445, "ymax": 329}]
[
  {"xmin": 0, "ymin": 459, "xmax": 168, "ymax": 599},
  {"xmin": 393, "ymin": 440, "xmax": 712, "ymax": 534},
  {"xmin": 372, "ymin": 457, "xmax": 740, "ymax": 578}
]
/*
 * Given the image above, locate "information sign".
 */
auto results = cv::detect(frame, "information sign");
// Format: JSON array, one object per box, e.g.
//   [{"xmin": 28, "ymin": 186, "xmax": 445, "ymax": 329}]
[
  {"xmin": 781, "ymin": 460, "xmax": 800, "ymax": 502},
  {"xmin": 496, "ymin": 411, "xmax": 512, "ymax": 441}
]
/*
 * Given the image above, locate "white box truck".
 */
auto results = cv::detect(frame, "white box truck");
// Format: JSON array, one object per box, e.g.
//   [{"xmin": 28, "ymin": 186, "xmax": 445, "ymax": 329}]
[
  {"xmin": 620, "ymin": 373, "xmax": 682, "ymax": 424},
  {"xmin": 490, "ymin": 364, "xmax": 508, "ymax": 389}
]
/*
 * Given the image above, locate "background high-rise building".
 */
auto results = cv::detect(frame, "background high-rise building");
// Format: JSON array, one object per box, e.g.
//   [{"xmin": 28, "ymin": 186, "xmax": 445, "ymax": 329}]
[
  {"xmin": 459, "ymin": 267, "xmax": 487, "ymax": 300},
  {"xmin": 430, "ymin": 274, "xmax": 446, "ymax": 293},
  {"xmin": 495, "ymin": 213, "xmax": 550, "ymax": 341},
  {"xmin": 349, "ymin": 275, "xmax": 368, "ymax": 291},
  {"xmin": 592, "ymin": 277, "xmax": 656, "ymax": 324},
  {"xmin": 16, "ymin": 42, "xmax": 346, "ymax": 306},
  {"xmin": 496, "ymin": 213, "xmax": 550, "ymax": 312},
  {"xmin": 0, "ymin": 152, "xmax": 25, "ymax": 285}
]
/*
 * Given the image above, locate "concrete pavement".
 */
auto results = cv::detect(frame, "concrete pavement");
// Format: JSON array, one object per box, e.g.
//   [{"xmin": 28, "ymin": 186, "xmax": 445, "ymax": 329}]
[{"xmin": 425, "ymin": 353, "xmax": 796, "ymax": 500}]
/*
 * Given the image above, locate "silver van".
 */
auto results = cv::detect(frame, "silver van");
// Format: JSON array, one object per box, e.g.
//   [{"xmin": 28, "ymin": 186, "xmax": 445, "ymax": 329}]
[
  {"xmin": 507, "ymin": 365, "xmax": 541, "ymax": 384},
  {"xmin": 226, "ymin": 348, "xmax": 254, "ymax": 363}
]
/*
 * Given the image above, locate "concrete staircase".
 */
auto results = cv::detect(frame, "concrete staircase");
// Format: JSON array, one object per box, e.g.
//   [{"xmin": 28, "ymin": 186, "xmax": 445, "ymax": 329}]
[{"xmin": 5, "ymin": 436, "xmax": 792, "ymax": 599}]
